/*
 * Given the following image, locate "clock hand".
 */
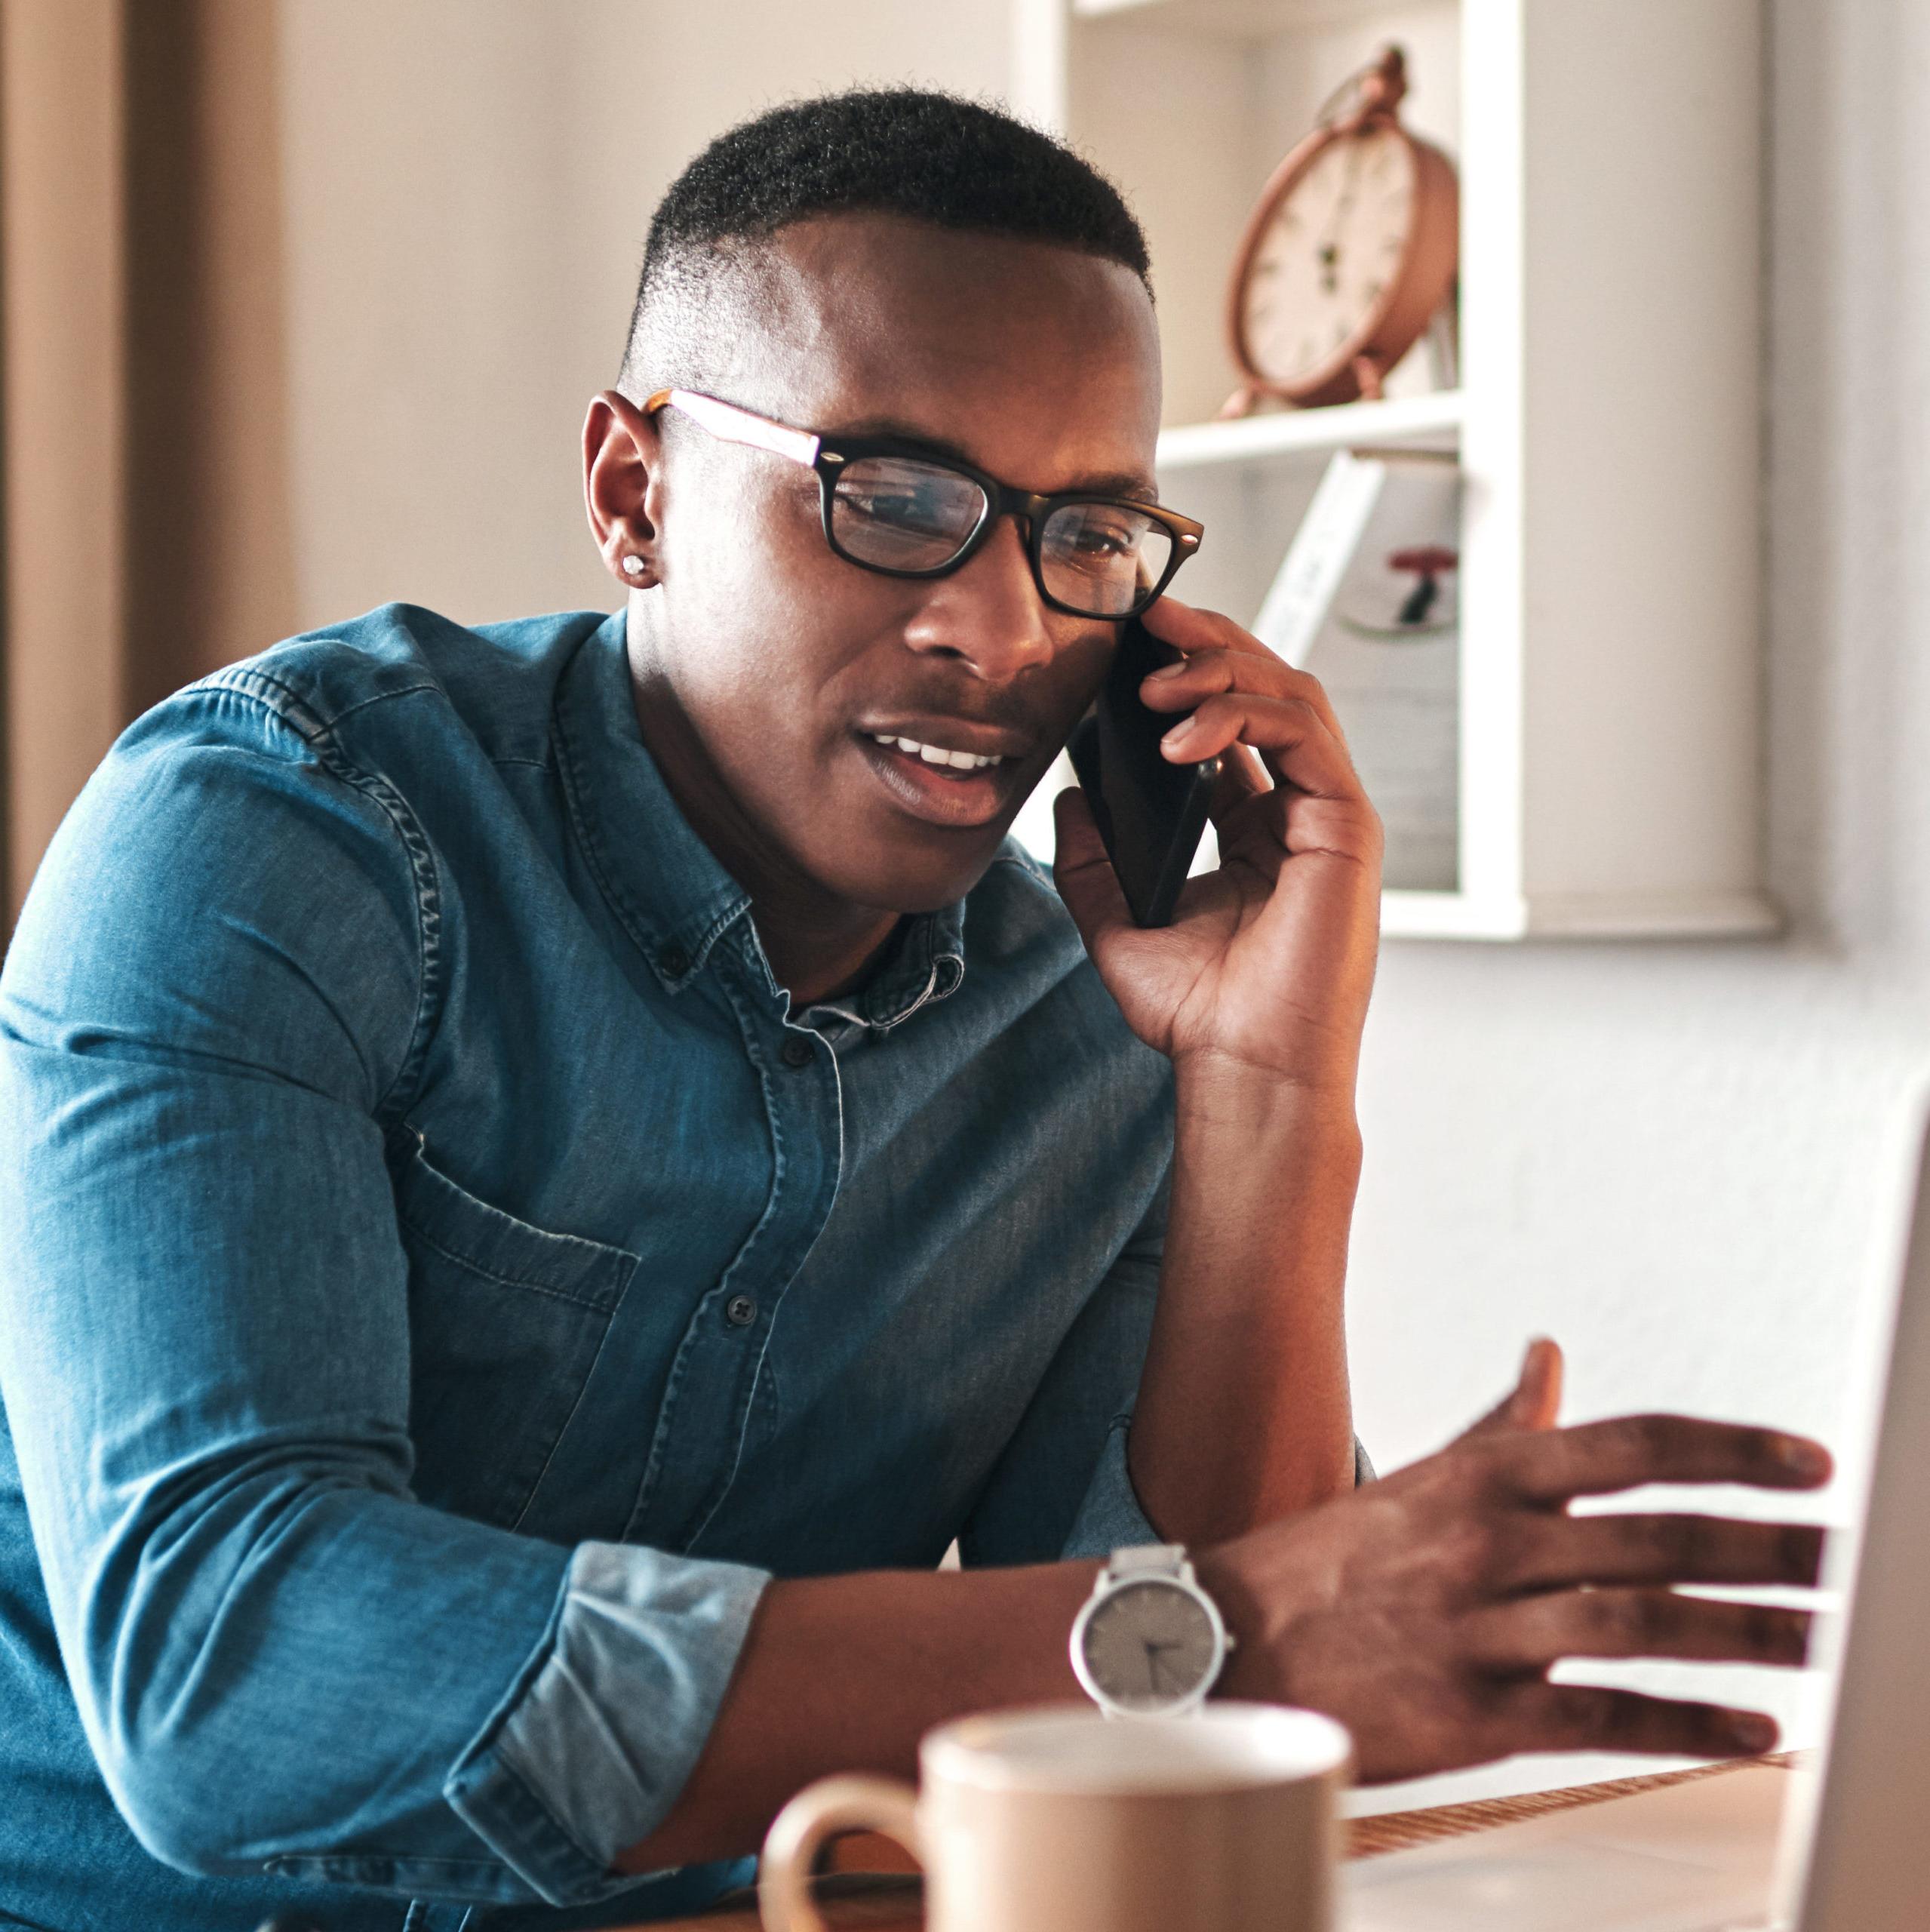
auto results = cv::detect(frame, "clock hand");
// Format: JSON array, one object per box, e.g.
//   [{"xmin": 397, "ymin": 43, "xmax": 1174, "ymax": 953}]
[{"xmin": 1317, "ymin": 140, "xmax": 1368, "ymax": 294}]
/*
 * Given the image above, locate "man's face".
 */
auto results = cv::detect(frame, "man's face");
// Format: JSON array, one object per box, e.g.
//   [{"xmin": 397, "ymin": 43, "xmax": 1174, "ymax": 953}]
[{"xmin": 639, "ymin": 214, "xmax": 1164, "ymax": 914}]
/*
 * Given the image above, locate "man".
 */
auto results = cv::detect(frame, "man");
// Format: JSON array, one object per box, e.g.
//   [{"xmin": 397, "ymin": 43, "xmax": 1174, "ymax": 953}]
[{"xmin": 0, "ymin": 90, "xmax": 1826, "ymax": 1932}]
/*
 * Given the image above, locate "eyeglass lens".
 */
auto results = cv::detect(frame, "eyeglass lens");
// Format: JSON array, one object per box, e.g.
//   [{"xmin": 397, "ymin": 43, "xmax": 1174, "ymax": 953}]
[
  {"xmin": 828, "ymin": 457, "xmax": 985, "ymax": 572},
  {"xmin": 828, "ymin": 454, "xmax": 1174, "ymax": 617}
]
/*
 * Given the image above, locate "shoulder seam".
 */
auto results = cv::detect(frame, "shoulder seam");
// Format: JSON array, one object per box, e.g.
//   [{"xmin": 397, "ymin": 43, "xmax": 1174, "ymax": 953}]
[
  {"xmin": 192, "ymin": 680, "xmax": 444, "ymax": 1124},
  {"xmin": 197, "ymin": 660, "xmax": 441, "ymax": 740}
]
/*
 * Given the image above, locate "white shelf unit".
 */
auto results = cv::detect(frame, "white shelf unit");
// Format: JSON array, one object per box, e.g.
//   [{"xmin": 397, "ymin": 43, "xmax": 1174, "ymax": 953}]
[{"xmin": 1010, "ymin": 0, "xmax": 1775, "ymax": 940}]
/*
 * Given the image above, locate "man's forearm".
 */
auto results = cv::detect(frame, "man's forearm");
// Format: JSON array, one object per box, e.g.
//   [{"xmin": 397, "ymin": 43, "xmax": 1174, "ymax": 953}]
[
  {"xmin": 616, "ymin": 1558, "xmax": 1101, "ymax": 1872},
  {"xmin": 1127, "ymin": 1057, "xmax": 1361, "ymax": 1544}
]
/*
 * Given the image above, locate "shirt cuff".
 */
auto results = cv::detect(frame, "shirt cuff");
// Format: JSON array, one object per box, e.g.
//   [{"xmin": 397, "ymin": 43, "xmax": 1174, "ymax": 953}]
[
  {"xmin": 444, "ymin": 1540, "xmax": 772, "ymax": 1908},
  {"xmin": 1065, "ymin": 1419, "xmax": 1378, "ymax": 1559}
]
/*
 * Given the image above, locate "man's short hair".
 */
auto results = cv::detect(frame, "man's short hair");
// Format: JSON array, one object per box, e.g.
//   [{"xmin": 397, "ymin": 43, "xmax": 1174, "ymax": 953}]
[{"xmin": 619, "ymin": 87, "xmax": 1150, "ymax": 396}]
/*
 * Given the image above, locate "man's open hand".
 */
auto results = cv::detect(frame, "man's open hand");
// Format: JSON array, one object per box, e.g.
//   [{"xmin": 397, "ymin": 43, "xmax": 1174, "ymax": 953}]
[
  {"xmin": 1050, "ymin": 595, "xmax": 1382, "ymax": 1094},
  {"xmin": 1198, "ymin": 1340, "xmax": 1832, "ymax": 1782}
]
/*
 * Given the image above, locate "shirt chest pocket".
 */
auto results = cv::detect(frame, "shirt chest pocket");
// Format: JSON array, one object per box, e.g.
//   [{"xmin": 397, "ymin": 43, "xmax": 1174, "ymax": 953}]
[{"xmin": 389, "ymin": 1133, "xmax": 638, "ymax": 1531}]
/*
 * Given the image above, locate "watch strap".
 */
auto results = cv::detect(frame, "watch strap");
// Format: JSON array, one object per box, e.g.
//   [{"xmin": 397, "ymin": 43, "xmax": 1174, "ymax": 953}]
[{"xmin": 1103, "ymin": 1543, "xmax": 1190, "ymax": 1581}]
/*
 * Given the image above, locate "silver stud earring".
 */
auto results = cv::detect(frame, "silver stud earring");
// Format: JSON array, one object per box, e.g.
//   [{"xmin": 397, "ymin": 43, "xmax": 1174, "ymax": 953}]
[{"xmin": 621, "ymin": 555, "xmax": 645, "ymax": 578}]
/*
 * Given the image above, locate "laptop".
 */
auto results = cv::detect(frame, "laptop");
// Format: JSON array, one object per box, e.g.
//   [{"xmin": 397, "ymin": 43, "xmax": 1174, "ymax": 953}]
[{"xmin": 1343, "ymin": 1087, "xmax": 1930, "ymax": 1932}]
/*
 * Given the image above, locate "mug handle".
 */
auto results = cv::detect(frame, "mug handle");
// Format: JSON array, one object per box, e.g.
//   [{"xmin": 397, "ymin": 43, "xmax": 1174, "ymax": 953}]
[{"xmin": 759, "ymin": 1774, "xmax": 924, "ymax": 1932}]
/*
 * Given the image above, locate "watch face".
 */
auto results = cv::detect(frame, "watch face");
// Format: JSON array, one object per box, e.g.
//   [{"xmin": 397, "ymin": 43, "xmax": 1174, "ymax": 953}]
[
  {"xmin": 1241, "ymin": 123, "xmax": 1418, "ymax": 389},
  {"xmin": 1078, "ymin": 1578, "xmax": 1219, "ymax": 1712}
]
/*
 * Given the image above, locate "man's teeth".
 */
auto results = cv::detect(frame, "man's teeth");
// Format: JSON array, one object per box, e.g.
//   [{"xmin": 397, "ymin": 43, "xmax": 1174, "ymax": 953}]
[{"xmin": 870, "ymin": 733, "xmax": 1004, "ymax": 771}]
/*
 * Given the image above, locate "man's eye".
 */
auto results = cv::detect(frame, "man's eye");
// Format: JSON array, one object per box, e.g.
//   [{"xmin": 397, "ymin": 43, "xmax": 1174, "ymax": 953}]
[
  {"xmin": 1066, "ymin": 521, "xmax": 1139, "ymax": 558},
  {"xmin": 847, "ymin": 489, "xmax": 917, "ymax": 518},
  {"xmin": 848, "ymin": 487, "xmax": 951, "ymax": 530}
]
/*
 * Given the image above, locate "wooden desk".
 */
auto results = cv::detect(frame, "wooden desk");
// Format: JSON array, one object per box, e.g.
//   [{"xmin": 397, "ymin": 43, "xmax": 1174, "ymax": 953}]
[{"xmin": 627, "ymin": 1755, "xmax": 1797, "ymax": 1932}]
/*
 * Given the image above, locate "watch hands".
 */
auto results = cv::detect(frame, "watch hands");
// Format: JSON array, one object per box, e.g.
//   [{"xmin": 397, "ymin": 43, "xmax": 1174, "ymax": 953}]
[{"xmin": 1142, "ymin": 1638, "xmax": 1183, "ymax": 1691}]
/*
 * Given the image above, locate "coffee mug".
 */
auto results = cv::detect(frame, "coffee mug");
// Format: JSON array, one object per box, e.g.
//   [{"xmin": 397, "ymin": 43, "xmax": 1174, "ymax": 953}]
[{"xmin": 759, "ymin": 1701, "xmax": 1353, "ymax": 1932}]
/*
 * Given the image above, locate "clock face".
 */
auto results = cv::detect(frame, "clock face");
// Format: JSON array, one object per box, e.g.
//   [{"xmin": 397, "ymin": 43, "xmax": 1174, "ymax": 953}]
[
  {"xmin": 1078, "ymin": 1580, "xmax": 1219, "ymax": 1712},
  {"xmin": 1240, "ymin": 123, "xmax": 1418, "ymax": 389}
]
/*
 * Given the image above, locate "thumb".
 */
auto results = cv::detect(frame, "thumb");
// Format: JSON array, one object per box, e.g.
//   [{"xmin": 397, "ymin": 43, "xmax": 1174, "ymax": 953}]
[
  {"xmin": 1050, "ymin": 786, "xmax": 1132, "ymax": 955},
  {"xmin": 1461, "ymin": 1337, "xmax": 1564, "ymax": 1441}
]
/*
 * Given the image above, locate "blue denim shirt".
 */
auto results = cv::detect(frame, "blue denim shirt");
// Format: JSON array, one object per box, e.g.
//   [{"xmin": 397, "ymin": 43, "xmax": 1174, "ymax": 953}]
[{"xmin": 0, "ymin": 605, "xmax": 1176, "ymax": 1930}]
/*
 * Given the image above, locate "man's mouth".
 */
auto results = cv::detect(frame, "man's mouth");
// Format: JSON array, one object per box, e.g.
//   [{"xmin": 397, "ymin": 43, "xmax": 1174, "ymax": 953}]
[
  {"xmin": 852, "ymin": 729, "xmax": 1026, "ymax": 829},
  {"xmin": 867, "ymin": 731, "xmax": 1006, "ymax": 772}
]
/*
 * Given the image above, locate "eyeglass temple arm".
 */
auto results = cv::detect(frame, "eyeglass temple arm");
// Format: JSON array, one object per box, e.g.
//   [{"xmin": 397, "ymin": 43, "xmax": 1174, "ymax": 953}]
[{"xmin": 642, "ymin": 389, "xmax": 822, "ymax": 468}]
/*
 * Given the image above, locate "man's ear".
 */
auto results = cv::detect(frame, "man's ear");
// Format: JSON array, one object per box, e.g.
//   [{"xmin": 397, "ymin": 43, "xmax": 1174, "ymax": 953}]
[{"xmin": 583, "ymin": 389, "xmax": 666, "ymax": 589}]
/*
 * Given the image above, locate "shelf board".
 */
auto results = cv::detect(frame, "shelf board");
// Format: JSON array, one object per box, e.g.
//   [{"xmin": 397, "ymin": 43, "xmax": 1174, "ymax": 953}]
[
  {"xmin": 1381, "ymin": 889, "xmax": 1784, "ymax": 943},
  {"xmin": 1381, "ymin": 891, "xmax": 1525, "ymax": 942},
  {"xmin": 1156, "ymin": 390, "xmax": 1462, "ymax": 473},
  {"xmin": 1072, "ymin": 0, "xmax": 1435, "ymax": 38}
]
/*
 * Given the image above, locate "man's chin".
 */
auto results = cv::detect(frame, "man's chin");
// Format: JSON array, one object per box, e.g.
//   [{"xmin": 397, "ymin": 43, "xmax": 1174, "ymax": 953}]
[{"xmin": 810, "ymin": 822, "xmax": 1014, "ymax": 916}]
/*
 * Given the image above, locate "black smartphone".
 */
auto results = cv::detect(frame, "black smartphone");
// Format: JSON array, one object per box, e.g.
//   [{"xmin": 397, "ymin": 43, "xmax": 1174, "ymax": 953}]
[{"xmin": 1066, "ymin": 616, "xmax": 1222, "ymax": 928}]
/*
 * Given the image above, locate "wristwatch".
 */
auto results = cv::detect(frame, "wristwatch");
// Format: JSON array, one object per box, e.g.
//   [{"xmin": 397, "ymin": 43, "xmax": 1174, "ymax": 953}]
[{"xmin": 1070, "ymin": 1543, "xmax": 1233, "ymax": 1718}]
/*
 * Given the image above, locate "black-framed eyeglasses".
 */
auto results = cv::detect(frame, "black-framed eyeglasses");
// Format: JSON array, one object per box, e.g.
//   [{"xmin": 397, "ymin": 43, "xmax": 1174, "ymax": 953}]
[{"xmin": 644, "ymin": 388, "xmax": 1203, "ymax": 621}]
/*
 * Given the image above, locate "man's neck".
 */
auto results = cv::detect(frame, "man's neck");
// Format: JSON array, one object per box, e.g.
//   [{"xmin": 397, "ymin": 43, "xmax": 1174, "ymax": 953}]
[
  {"xmin": 751, "ymin": 900, "xmax": 902, "ymax": 1010},
  {"xmin": 623, "ymin": 631, "xmax": 900, "ymax": 1009}
]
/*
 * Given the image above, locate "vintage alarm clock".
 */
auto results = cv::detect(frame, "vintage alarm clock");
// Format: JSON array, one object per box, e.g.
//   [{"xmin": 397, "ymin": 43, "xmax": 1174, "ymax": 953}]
[{"xmin": 1222, "ymin": 45, "xmax": 1459, "ymax": 414}]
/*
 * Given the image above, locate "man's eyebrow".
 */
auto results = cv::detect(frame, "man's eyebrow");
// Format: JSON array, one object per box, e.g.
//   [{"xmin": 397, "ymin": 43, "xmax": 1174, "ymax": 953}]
[{"xmin": 826, "ymin": 416, "xmax": 1160, "ymax": 502}]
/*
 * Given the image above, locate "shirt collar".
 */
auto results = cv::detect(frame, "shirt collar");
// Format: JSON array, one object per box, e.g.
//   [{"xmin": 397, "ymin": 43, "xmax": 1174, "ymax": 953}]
[
  {"xmin": 804, "ymin": 897, "xmax": 967, "ymax": 1034},
  {"xmin": 554, "ymin": 609, "xmax": 967, "ymax": 1030}
]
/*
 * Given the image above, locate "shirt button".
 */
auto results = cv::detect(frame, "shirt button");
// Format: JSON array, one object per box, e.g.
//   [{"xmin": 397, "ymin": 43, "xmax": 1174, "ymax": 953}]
[
  {"xmin": 658, "ymin": 943, "xmax": 690, "ymax": 979},
  {"xmin": 725, "ymin": 1294, "xmax": 758, "ymax": 1327},
  {"xmin": 780, "ymin": 1035, "xmax": 814, "ymax": 1069}
]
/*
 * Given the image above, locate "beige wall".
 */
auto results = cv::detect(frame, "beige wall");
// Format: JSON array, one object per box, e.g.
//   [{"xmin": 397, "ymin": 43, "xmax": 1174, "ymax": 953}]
[
  {"xmin": 123, "ymin": 0, "xmax": 295, "ymax": 717},
  {"xmin": 274, "ymin": 0, "xmax": 1014, "ymax": 629},
  {"xmin": 4, "ymin": 0, "xmax": 291, "ymax": 915},
  {"xmin": 2, "ymin": 0, "xmax": 131, "ymax": 915}
]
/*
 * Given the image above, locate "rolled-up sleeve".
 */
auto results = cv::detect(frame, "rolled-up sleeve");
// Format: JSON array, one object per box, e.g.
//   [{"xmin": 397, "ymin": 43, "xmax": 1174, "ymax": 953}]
[
  {"xmin": 0, "ymin": 688, "xmax": 767, "ymax": 1909},
  {"xmin": 446, "ymin": 1542, "xmax": 766, "ymax": 1903}
]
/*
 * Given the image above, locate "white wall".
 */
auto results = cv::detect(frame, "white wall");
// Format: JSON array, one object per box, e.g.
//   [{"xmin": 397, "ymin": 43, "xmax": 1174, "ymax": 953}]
[
  {"xmin": 1359, "ymin": 0, "xmax": 1927, "ymax": 1497},
  {"xmin": 1349, "ymin": 0, "xmax": 1930, "ymax": 1795}
]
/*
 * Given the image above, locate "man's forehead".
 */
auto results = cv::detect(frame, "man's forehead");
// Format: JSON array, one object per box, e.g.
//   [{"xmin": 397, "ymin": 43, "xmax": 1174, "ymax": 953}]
[{"xmin": 730, "ymin": 214, "xmax": 1163, "ymax": 489}]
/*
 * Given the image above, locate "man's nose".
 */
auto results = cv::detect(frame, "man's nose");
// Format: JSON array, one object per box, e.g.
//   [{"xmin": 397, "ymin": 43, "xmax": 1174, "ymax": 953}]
[{"xmin": 900, "ymin": 515, "xmax": 1056, "ymax": 681}]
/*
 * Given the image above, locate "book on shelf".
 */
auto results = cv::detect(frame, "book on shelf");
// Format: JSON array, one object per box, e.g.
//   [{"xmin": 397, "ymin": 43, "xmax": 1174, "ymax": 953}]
[{"xmin": 1254, "ymin": 451, "xmax": 1462, "ymax": 894}]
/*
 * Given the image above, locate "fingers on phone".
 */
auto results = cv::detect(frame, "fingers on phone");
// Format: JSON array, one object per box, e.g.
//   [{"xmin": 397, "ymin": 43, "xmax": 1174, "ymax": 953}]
[
  {"xmin": 1140, "ymin": 647, "xmax": 1351, "ymax": 754},
  {"xmin": 1220, "ymin": 743, "xmax": 1271, "ymax": 798},
  {"xmin": 1161, "ymin": 694, "xmax": 1359, "ymax": 804},
  {"xmin": 1139, "ymin": 597, "xmax": 1274, "ymax": 665}
]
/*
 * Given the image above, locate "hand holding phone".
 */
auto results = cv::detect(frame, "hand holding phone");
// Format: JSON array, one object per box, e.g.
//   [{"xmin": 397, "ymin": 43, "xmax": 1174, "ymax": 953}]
[
  {"xmin": 1053, "ymin": 595, "xmax": 1381, "ymax": 1095},
  {"xmin": 1067, "ymin": 616, "xmax": 1222, "ymax": 927}
]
